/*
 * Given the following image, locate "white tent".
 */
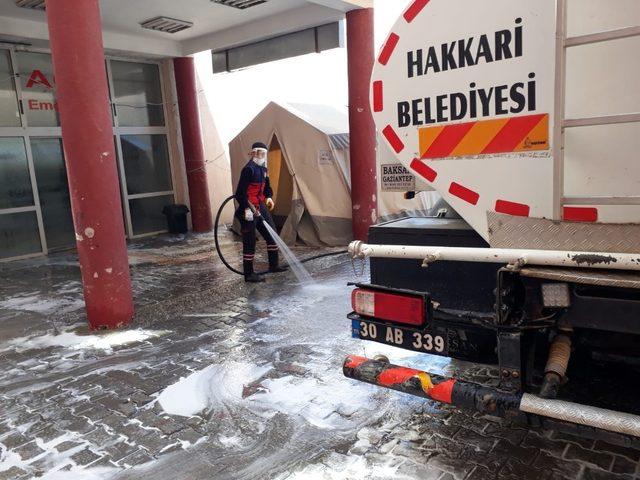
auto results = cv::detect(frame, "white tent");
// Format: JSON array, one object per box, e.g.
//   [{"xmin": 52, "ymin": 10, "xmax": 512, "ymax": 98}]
[{"xmin": 229, "ymin": 101, "xmax": 440, "ymax": 246}]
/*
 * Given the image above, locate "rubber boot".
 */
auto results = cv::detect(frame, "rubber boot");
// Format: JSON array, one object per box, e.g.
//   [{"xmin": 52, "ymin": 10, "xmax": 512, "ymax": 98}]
[
  {"xmin": 268, "ymin": 250, "xmax": 287, "ymax": 273},
  {"xmin": 244, "ymin": 260, "xmax": 264, "ymax": 283}
]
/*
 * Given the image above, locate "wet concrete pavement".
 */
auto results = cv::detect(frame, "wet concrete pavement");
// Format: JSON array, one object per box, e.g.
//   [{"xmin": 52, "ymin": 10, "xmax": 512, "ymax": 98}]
[{"xmin": 1, "ymin": 233, "xmax": 639, "ymax": 479}]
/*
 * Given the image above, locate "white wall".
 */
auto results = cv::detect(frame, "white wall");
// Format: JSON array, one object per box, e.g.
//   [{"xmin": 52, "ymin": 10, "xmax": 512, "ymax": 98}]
[
  {"xmin": 194, "ymin": 52, "xmax": 234, "ymax": 224},
  {"xmin": 161, "ymin": 60, "xmax": 191, "ymax": 220}
]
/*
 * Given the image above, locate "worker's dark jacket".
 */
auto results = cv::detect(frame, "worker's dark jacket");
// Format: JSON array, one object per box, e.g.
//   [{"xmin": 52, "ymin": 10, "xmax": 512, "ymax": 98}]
[{"xmin": 235, "ymin": 159, "xmax": 273, "ymax": 219}]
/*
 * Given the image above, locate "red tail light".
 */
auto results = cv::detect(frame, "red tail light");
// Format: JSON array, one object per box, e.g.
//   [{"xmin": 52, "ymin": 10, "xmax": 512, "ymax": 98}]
[{"xmin": 351, "ymin": 288, "xmax": 425, "ymax": 326}]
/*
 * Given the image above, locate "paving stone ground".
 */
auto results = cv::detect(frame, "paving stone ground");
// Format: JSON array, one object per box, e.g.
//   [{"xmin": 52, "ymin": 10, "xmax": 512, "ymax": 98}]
[{"xmin": 0, "ymin": 232, "xmax": 639, "ymax": 479}]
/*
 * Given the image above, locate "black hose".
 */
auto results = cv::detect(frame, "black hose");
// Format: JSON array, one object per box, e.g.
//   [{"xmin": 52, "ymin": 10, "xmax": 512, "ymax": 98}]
[
  {"xmin": 300, "ymin": 250, "xmax": 348, "ymax": 263},
  {"xmin": 214, "ymin": 195, "xmax": 348, "ymax": 277},
  {"xmin": 214, "ymin": 195, "xmax": 245, "ymax": 276}
]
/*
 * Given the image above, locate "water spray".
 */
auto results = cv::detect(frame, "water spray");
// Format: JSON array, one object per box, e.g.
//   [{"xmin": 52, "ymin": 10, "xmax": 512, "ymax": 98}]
[{"xmin": 214, "ymin": 195, "xmax": 347, "ymax": 278}]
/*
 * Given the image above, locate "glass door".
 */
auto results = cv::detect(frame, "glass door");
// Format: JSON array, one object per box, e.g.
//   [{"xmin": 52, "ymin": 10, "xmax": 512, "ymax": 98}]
[
  {"xmin": 109, "ymin": 59, "xmax": 175, "ymax": 237},
  {"xmin": 1, "ymin": 48, "xmax": 176, "ymax": 260},
  {"xmin": 0, "ymin": 137, "xmax": 43, "ymax": 259},
  {"xmin": 0, "ymin": 48, "xmax": 44, "ymax": 260},
  {"xmin": 31, "ymin": 137, "xmax": 75, "ymax": 250}
]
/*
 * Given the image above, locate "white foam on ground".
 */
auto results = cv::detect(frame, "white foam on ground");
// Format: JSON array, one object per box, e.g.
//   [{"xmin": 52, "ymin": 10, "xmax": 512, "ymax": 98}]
[
  {"xmin": 0, "ymin": 431, "xmax": 104, "ymax": 478},
  {"xmin": 280, "ymin": 453, "xmax": 402, "ymax": 480},
  {"xmin": 157, "ymin": 362, "xmax": 271, "ymax": 417},
  {"xmin": 156, "ymin": 275, "xmax": 426, "ymax": 431},
  {"xmin": 39, "ymin": 467, "xmax": 117, "ymax": 480},
  {"xmin": 157, "ymin": 357, "xmax": 379, "ymax": 431},
  {"xmin": 0, "ymin": 293, "xmax": 84, "ymax": 315},
  {"xmin": 218, "ymin": 434, "xmax": 244, "ymax": 448},
  {"xmin": 0, "ymin": 449, "xmax": 23, "ymax": 473},
  {"xmin": 2, "ymin": 327, "xmax": 169, "ymax": 353},
  {"xmin": 246, "ymin": 372, "xmax": 374, "ymax": 429}
]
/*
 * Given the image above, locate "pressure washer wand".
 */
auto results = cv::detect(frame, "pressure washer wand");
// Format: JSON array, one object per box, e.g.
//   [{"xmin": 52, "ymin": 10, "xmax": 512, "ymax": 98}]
[
  {"xmin": 247, "ymin": 203, "xmax": 259, "ymax": 216},
  {"xmin": 247, "ymin": 203, "xmax": 263, "ymax": 224}
]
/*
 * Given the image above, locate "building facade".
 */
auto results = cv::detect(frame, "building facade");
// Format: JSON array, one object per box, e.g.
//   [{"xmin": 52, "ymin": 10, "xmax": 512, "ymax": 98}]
[
  {"xmin": 0, "ymin": 0, "xmax": 375, "ymax": 327},
  {"xmin": 0, "ymin": 48, "xmax": 188, "ymax": 260},
  {"xmin": 0, "ymin": 0, "xmax": 372, "ymax": 263}
]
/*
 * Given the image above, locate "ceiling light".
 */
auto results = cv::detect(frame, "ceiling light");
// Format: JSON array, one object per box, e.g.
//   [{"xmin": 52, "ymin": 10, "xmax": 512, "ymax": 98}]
[
  {"xmin": 15, "ymin": 0, "xmax": 46, "ymax": 10},
  {"xmin": 140, "ymin": 16, "xmax": 193, "ymax": 34},
  {"xmin": 211, "ymin": 0, "xmax": 268, "ymax": 10}
]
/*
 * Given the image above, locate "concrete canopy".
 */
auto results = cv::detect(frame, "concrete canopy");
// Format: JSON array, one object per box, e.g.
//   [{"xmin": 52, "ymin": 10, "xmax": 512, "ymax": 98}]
[{"xmin": 0, "ymin": 0, "xmax": 372, "ymax": 57}]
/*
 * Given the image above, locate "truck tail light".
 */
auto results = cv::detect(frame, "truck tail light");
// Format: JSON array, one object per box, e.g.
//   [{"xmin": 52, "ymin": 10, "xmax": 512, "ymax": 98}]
[{"xmin": 351, "ymin": 288, "xmax": 425, "ymax": 326}]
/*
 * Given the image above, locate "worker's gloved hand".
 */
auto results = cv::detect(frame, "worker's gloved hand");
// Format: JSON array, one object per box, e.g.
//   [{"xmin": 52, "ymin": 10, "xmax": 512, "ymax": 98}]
[
  {"xmin": 244, "ymin": 208, "xmax": 254, "ymax": 222},
  {"xmin": 253, "ymin": 208, "xmax": 262, "ymax": 222},
  {"xmin": 266, "ymin": 198, "xmax": 275, "ymax": 211}
]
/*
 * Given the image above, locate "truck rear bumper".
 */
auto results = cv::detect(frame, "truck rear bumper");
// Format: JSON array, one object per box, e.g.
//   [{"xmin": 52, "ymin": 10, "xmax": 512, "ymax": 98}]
[{"xmin": 343, "ymin": 355, "xmax": 640, "ymax": 440}]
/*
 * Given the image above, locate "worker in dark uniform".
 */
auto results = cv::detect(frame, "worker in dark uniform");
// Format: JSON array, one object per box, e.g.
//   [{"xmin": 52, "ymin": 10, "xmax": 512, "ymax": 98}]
[{"xmin": 235, "ymin": 142, "xmax": 286, "ymax": 283}]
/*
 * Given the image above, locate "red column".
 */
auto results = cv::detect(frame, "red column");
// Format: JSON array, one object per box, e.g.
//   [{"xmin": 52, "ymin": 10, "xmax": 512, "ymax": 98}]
[
  {"xmin": 46, "ymin": 0, "xmax": 133, "ymax": 329},
  {"xmin": 173, "ymin": 57, "xmax": 213, "ymax": 233},
  {"xmin": 347, "ymin": 8, "xmax": 378, "ymax": 241}
]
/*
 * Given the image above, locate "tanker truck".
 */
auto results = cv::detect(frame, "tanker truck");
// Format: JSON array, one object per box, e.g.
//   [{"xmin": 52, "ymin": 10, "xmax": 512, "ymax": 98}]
[{"xmin": 343, "ymin": 0, "xmax": 640, "ymax": 448}]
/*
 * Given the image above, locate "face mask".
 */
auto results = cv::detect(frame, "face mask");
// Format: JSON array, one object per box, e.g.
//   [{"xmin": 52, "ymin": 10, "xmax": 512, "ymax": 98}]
[{"xmin": 252, "ymin": 149, "xmax": 267, "ymax": 167}]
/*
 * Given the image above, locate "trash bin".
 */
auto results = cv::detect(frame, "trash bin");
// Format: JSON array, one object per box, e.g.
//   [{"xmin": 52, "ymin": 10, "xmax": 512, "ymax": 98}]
[{"xmin": 162, "ymin": 204, "xmax": 190, "ymax": 234}]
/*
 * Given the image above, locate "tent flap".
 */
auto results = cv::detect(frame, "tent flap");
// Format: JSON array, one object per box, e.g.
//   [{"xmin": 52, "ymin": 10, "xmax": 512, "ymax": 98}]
[{"xmin": 280, "ymin": 197, "xmax": 305, "ymax": 245}]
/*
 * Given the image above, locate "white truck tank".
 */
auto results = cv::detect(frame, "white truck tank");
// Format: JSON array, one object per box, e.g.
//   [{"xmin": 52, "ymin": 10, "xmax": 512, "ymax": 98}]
[{"xmin": 371, "ymin": 0, "xmax": 640, "ymax": 250}]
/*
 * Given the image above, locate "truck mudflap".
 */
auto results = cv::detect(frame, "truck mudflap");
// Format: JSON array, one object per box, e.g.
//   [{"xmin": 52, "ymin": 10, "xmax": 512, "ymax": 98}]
[{"xmin": 343, "ymin": 355, "xmax": 640, "ymax": 439}]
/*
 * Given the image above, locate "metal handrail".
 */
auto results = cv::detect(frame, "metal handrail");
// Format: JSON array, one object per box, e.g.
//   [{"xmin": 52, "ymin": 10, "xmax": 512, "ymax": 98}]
[
  {"xmin": 565, "ymin": 26, "xmax": 640, "ymax": 48},
  {"xmin": 563, "ymin": 196, "xmax": 640, "ymax": 206},
  {"xmin": 553, "ymin": 7, "xmax": 640, "ymax": 217},
  {"xmin": 563, "ymin": 113, "xmax": 640, "ymax": 128},
  {"xmin": 552, "ymin": 0, "xmax": 568, "ymax": 220},
  {"xmin": 348, "ymin": 241, "xmax": 640, "ymax": 272}
]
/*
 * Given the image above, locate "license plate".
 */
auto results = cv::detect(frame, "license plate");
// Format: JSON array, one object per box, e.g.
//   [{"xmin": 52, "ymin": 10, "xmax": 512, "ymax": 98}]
[{"xmin": 352, "ymin": 318, "xmax": 449, "ymax": 356}]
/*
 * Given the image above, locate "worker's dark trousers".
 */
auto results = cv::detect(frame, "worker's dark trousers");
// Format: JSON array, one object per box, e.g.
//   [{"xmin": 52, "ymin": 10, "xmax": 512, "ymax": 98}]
[{"xmin": 238, "ymin": 203, "xmax": 279, "ymax": 276}]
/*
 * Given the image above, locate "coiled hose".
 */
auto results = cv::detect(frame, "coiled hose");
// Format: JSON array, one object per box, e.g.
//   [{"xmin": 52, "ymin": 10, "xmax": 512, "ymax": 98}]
[{"xmin": 214, "ymin": 195, "xmax": 347, "ymax": 276}]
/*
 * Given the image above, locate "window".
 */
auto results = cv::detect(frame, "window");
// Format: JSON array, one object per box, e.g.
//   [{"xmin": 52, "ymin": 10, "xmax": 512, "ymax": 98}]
[
  {"xmin": 111, "ymin": 60, "xmax": 174, "ymax": 238},
  {"xmin": 0, "ymin": 137, "xmax": 33, "ymax": 209},
  {"xmin": 31, "ymin": 138, "xmax": 75, "ymax": 250},
  {"xmin": 15, "ymin": 52, "xmax": 59, "ymax": 127},
  {"xmin": 0, "ymin": 137, "xmax": 41, "ymax": 259},
  {"xmin": 0, "ymin": 52, "xmax": 174, "ymax": 260},
  {"xmin": 0, "ymin": 211, "xmax": 41, "ymax": 259},
  {"xmin": 121, "ymin": 134, "xmax": 172, "ymax": 195},
  {"xmin": 129, "ymin": 194, "xmax": 174, "ymax": 235},
  {"xmin": 0, "ymin": 50, "xmax": 21, "ymax": 127},
  {"xmin": 111, "ymin": 60, "xmax": 165, "ymax": 127}
]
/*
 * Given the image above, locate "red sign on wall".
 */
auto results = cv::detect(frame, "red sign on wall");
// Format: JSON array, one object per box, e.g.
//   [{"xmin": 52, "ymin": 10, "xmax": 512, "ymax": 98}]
[
  {"xmin": 25, "ymin": 69, "xmax": 53, "ymax": 89},
  {"xmin": 24, "ymin": 69, "xmax": 57, "ymax": 112}
]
